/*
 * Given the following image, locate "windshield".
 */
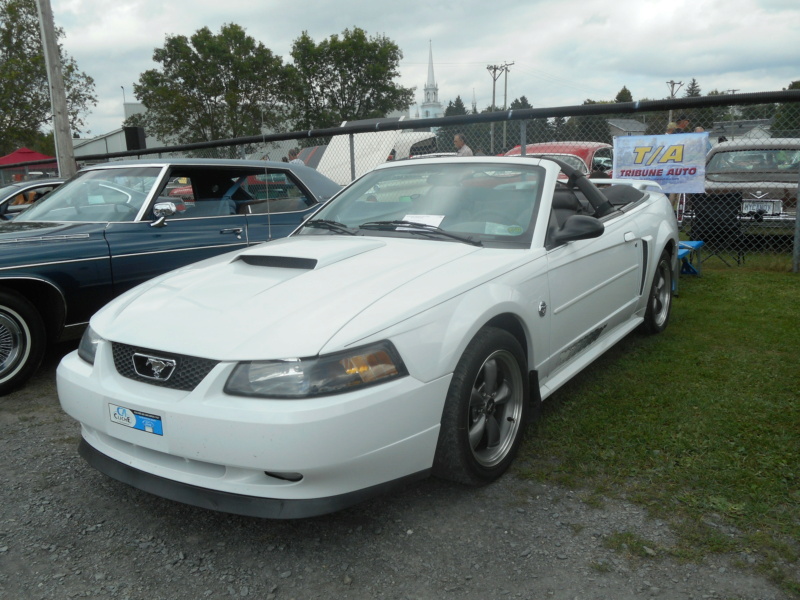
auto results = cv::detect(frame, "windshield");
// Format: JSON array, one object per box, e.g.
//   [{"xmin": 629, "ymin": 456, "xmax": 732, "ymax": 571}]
[
  {"xmin": 300, "ymin": 162, "xmax": 544, "ymax": 248},
  {"xmin": 17, "ymin": 167, "xmax": 161, "ymax": 223},
  {"xmin": 707, "ymin": 149, "xmax": 800, "ymax": 174}
]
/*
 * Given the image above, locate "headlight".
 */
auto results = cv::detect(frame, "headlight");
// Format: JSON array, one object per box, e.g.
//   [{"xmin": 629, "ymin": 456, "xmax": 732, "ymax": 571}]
[
  {"xmin": 78, "ymin": 326, "xmax": 104, "ymax": 364},
  {"xmin": 224, "ymin": 341, "xmax": 407, "ymax": 398}
]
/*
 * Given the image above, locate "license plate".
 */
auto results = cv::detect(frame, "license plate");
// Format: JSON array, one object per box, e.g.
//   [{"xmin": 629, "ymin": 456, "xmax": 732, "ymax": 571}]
[
  {"xmin": 742, "ymin": 200, "xmax": 779, "ymax": 215},
  {"xmin": 108, "ymin": 403, "xmax": 164, "ymax": 436}
]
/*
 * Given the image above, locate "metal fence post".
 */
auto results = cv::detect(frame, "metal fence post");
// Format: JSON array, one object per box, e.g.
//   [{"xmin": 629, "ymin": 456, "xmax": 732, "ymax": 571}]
[
  {"xmin": 349, "ymin": 133, "xmax": 356, "ymax": 183},
  {"xmin": 794, "ymin": 164, "xmax": 800, "ymax": 273},
  {"xmin": 519, "ymin": 121, "xmax": 527, "ymax": 156}
]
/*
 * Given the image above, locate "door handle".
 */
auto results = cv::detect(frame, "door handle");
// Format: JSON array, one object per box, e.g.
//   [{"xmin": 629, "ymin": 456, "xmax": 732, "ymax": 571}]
[
  {"xmin": 221, "ymin": 227, "xmax": 243, "ymax": 239},
  {"xmin": 624, "ymin": 231, "xmax": 636, "ymax": 242}
]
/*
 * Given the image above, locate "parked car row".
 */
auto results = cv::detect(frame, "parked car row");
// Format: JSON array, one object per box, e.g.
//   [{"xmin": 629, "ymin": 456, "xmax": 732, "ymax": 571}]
[{"xmin": 7, "ymin": 134, "xmax": 791, "ymax": 518}]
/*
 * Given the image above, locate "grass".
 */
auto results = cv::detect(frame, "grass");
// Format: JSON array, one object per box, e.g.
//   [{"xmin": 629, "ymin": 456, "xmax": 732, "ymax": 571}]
[{"xmin": 515, "ymin": 260, "xmax": 800, "ymax": 594}]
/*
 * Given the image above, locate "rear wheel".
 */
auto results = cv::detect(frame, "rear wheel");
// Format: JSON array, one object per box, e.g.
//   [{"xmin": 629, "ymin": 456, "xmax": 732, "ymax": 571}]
[
  {"xmin": 0, "ymin": 291, "xmax": 46, "ymax": 396},
  {"xmin": 640, "ymin": 250, "xmax": 672, "ymax": 334},
  {"xmin": 433, "ymin": 327, "xmax": 529, "ymax": 485}
]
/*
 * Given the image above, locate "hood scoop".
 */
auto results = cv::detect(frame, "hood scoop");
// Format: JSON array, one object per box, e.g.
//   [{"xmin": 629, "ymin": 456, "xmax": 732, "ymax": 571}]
[
  {"xmin": 237, "ymin": 255, "xmax": 317, "ymax": 269},
  {"xmin": 236, "ymin": 237, "xmax": 387, "ymax": 270}
]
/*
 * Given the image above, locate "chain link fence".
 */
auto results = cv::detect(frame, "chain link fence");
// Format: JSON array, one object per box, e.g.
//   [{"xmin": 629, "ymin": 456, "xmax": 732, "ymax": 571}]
[{"xmin": 4, "ymin": 91, "xmax": 799, "ymax": 267}]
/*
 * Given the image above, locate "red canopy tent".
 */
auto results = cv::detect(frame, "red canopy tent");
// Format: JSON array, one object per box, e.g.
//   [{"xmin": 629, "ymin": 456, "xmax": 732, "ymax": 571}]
[
  {"xmin": 0, "ymin": 147, "xmax": 58, "ymax": 182},
  {"xmin": 0, "ymin": 147, "xmax": 56, "ymax": 165}
]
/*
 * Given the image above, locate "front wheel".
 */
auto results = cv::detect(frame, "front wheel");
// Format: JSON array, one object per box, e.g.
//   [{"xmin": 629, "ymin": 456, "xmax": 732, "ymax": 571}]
[
  {"xmin": 640, "ymin": 250, "xmax": 673, "ymax": 334},
  {"xmin": 0, "ymin": 291, "xmax": 46, "ymax": 396},
  {"xmin": 433, "ymin": 327, "xmax": 529, "ymax": 486}
]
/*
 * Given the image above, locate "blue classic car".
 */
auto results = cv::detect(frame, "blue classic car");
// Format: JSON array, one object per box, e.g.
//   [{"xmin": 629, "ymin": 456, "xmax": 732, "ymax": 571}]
[{"xmin": 0, "ymin": 159, "xmax": 340, "ymax": 395}]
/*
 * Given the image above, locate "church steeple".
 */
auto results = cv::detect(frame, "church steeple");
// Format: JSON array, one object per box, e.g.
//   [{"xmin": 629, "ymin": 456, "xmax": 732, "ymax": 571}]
[
  {"xmin": 423, "ymin": 41, "xmax": 438, "ymax": 104},
  {"xmin": 420, "ymin": 41, "xmax": 442, "ymax": 118}
]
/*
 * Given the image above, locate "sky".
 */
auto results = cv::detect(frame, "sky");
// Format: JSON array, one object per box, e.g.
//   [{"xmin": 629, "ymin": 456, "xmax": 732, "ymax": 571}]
[{"xmin": 50, "ymin": 0, "xmax": 799, "ymax": 137}]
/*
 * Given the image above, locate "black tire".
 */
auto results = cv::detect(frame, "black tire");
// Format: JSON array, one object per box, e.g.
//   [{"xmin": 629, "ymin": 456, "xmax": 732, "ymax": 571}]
[
  {"xmin": 433, "ymin": 327, "xmax": 529, "ymax": 486},
  {"xmin": 640, "ymin": 250, "xmax": 673, "ymax": 335},
  {"xmin": 0, "ymin": 290, "xmax": 46, "ymax": 396}
]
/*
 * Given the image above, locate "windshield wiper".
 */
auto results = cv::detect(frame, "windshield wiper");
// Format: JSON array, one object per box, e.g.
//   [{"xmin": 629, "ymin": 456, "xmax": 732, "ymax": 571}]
[
  {"xmin": 359, "ymin": 220, "xmax": 482, "ymax": 246},
  {"xmin": 303, "ymin": 219, "xmax": 357, "ymax": 235}
]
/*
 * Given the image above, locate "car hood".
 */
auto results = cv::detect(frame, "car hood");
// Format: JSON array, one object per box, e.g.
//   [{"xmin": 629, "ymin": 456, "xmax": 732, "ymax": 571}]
[
  {"xmin": 93, "ymin": 236, "xmax": 529, "ymax": 360},
  {"xmin": 0, "ymin": 221, "xmax": 107, "ymax": 267}
]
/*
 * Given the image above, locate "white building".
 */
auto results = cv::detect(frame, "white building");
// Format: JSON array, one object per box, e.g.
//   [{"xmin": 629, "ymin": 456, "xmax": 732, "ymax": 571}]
[{"xmin": 73, "ymin": 102, "xmax": 162, "ymax": 160}]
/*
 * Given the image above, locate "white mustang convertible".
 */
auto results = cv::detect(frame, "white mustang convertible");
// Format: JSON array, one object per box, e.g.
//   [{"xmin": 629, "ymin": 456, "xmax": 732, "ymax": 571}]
[{"xmin": 58, "ymin": 156, "xmax": 679, "ymax": 518}]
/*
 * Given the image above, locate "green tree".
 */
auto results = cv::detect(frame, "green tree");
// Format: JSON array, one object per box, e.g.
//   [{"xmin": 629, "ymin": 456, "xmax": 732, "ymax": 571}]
[
  {"xmin": 128, "ymin": 23, "xmax": 289, "ymax": 146},
  {"xmin": 0, "ymin": 0, "xmax": 95, "ymax": 155},
  {"xmin": 684, "ymin": 78, "xmax": 702, "ymax": 97},
  {"xmin": 287, "ymin": 27, "xmax": 414, "ymax": 130},
  {"xmin": 509, "ymin": 96, "xmax": 551, "ymax": 147},
  {"xmin": 435, "ymin": 96, "xmax": 468, "ymax": 152},
  {"xmin": 509, "ymin": 96, "xmax": 532, "ymax": 110},
  {"xmin": 615, "ymin": 86, "xmax": 633, "ymax": 103},
  {"xmin": 566, "ymin": 100, "xmax": 611, "ymax": 144},
  {"xmin": 445, "ymin": 96, "xmax": 469, "ymax": 116},
  {"xmin": 771, "ymin": 80, "xmax": 800, "ymax": 137}
]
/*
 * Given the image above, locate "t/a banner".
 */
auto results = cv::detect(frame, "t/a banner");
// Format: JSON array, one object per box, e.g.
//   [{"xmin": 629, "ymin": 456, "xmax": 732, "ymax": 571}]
[{"xmin": 612, "ymin": 133, "xmax": 708, "ymax": 193}]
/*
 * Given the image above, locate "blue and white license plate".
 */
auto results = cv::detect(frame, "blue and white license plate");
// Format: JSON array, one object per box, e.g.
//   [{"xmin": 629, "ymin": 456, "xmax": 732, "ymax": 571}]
[
  {"xmin": 108, "ymin": 403, "xmax": 164, "ymax": 436},
  {"xmin": 742, "ymin": 200, "xmax": 780, "ymax": 215}
]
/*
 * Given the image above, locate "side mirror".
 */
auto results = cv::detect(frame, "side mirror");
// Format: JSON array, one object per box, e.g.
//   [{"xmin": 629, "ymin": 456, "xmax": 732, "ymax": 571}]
[
  {"xmin": 552, "ymin": 215, "xmax": 604, "ymax": 245},
  {"xmin": 151, "ymin": 201, "xmax": 177, "ymax": 228}
]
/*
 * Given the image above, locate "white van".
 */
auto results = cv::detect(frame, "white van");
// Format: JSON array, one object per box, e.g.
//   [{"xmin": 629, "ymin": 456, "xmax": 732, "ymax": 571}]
[{"xmin": 315, "ymin": 119, "xmax": 436, "ymax": 185}]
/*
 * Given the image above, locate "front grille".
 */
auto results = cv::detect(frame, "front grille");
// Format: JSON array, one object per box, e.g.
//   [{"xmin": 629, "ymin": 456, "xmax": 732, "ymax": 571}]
[{"xmin": 112, "ymin": 343, "xmax": 219, "ymax": 391}]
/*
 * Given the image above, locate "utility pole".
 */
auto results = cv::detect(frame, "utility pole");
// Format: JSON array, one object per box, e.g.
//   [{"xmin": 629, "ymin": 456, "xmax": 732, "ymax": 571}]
[
  {"xmin": 487, "ymin": 62, "xmax": 513, "ymax": 153},
  {"xmin": 35, "ymin": 0, "xmax": 76, "ymax": 178},
  {"xmin": 666, "ymin": 80, "xmax": 683, "ymax": 124},
  {"xmin": 502, "ymin": 61, "xmax": 514, "ymax": 149}
]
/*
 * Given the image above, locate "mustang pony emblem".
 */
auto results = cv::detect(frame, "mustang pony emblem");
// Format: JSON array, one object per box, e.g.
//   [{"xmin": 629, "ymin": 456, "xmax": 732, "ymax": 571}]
[{"xmin": 132, "ymin": 353, "xmax": 177, "ymax": 381}]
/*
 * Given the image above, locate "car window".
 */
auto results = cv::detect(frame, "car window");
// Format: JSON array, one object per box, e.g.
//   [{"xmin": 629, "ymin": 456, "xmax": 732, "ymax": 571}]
[
  {"xmin": 159, "ymin": 174, "xmax": 241, "ymax": 218},
  {"xmin": 156, "ymin": 168, "xmax": 312, "ymax": 218},
  {"xmin": 304, "ymin": 162, "xmax": 544, "ymax": 248},
  {"xmin": 16, "ymin": 168, "xmax": 159, "ymax": 223},
  {"xmin": 241, "ymin": 172, "xmax": 312, "ymax": 214},
  {"xmin": 707, "ymin": 149, "xmax": 800, "ymax": 173},
  {"xmin": 1, "ymin": 183, "xmax": 58, "ymax": 205}
]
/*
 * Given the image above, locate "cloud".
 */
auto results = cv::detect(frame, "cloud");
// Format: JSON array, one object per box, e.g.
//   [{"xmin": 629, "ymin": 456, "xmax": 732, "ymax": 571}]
[{"xmin": 49, "ymin": 0, "xmax": 799, "ymax": 136}]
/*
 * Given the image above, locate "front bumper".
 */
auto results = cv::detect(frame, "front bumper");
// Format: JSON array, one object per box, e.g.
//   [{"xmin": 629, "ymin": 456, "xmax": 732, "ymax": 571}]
[
  {"xmin": 78, "ymin": 439, "xmax": 429, "ymax": 518},
  {"xmin": 57, "ymin": 346, "xmax": 451, "ymax": 518}
]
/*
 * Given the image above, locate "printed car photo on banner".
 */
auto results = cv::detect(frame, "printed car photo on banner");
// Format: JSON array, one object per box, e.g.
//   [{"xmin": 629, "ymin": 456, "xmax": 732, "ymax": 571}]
[{"xmin": 612, "ymin": 133, "xmax": 709, "ymax": 193}]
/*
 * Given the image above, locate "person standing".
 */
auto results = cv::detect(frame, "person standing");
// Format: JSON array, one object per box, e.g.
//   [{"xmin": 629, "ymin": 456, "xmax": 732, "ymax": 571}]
[
  {"xmin": 454, "ymin": 133, "xmax": 473, "ymax": 157},
  {"xmin": 673, "ymin": 115, "xmax": 690, "ymax": 134},
  {"xmin": 288, "ymin": 148, "xmax": 304, "ymax": 165}
]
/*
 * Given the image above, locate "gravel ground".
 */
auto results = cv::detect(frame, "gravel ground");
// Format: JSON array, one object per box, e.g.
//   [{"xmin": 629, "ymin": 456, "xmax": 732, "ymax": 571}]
[{"xmin": 0, "ymin": 345, "xmax": 793, "ymax": 600}]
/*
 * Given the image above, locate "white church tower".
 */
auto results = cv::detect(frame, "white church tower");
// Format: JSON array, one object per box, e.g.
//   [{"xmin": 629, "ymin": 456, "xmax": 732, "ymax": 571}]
[{"xmin": 419, "ymin": 42, "xmax": 444, "ymax": 119}]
